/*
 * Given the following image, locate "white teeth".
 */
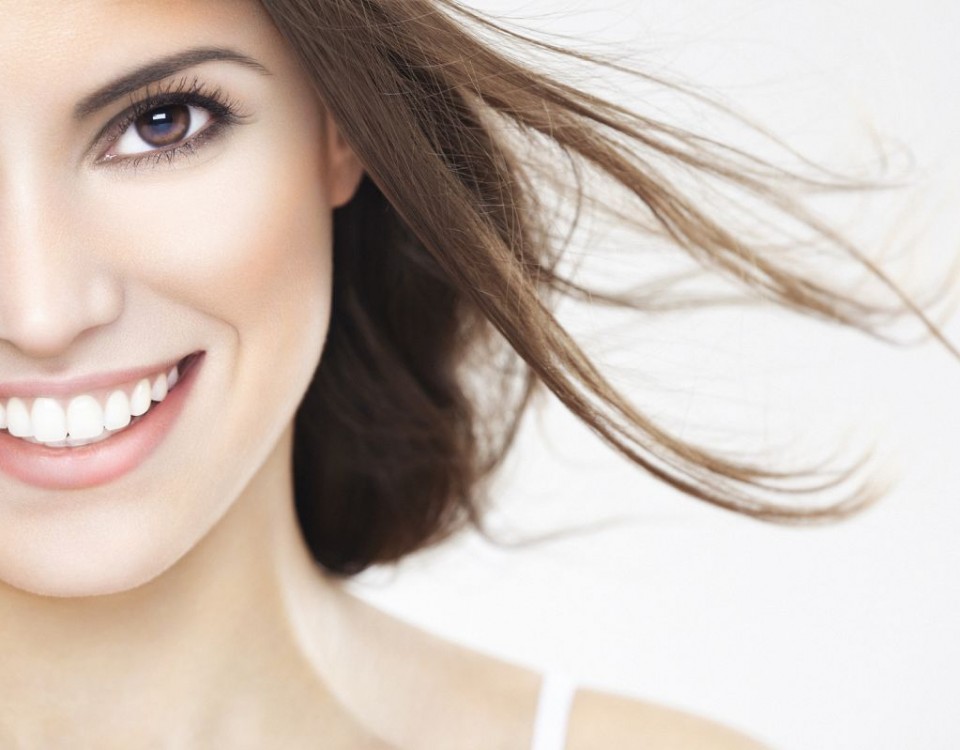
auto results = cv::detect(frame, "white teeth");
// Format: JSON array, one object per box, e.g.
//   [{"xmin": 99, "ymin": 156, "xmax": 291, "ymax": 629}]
[
  {"xmin": 130, "ymin": 379, "xmax": 152, "ymax": 417},
  {"xmin": 104, "ymin": 390, "xmax": 132, "ymax": 431},
  {"xmin": 32, "ymin": 398, "xmax": 68, "ymax": 442},
  {"xmin": 1, "ymin": 358, "xmax": 187, "ymax": 448},
  {"xmin": 66, "ymin": 395, "xmax": 105, "ymax": 440},
  {"xmin": 7, "ymin": 397, "xmax": 33, "ymax": 438},
  {"xmin": 151, "ymin": 372, "xmax": 168, "ymax": 402}
]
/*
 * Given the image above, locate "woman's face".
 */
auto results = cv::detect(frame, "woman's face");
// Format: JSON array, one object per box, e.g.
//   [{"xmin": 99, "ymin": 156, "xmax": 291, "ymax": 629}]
[{"xmin": 0, "ymin": 0, "xmax": 363, "ymax": 596}]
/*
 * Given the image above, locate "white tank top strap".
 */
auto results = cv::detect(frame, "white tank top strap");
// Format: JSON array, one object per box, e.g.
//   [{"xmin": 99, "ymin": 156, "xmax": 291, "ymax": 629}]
[{"xmin": 530, "ymin": 669, "xmax": 578, "ymax": 750}]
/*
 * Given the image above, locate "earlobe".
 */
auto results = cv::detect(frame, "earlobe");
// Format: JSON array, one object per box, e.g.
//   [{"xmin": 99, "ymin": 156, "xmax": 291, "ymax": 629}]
[{"xmin": 325, "ymin": 114, "xmax": 365, "ymax": 209}]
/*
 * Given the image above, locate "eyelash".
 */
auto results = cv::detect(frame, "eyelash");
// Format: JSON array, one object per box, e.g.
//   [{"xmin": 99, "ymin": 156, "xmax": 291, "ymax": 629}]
[{"xmin": 96, "ymin": 76, "xmax": 250, "ymax": 173}]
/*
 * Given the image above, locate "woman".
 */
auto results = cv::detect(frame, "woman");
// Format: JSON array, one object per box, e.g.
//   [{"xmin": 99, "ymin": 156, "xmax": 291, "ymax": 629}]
[{"xmin": 0, "ymin": 0, "xmax": 951, "ymax": 747}]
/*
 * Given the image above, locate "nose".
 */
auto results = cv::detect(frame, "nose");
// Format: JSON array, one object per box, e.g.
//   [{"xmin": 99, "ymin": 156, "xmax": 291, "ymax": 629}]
[{"xmin": 0, "ymin": 178, "xmax": 123, "ymax": 360}]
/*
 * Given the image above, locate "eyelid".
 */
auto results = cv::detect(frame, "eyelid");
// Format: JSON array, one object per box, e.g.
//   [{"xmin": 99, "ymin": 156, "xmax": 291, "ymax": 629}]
[{"xmin": 91, "ymin": 76, "xmax": 251, "ymax": 169}]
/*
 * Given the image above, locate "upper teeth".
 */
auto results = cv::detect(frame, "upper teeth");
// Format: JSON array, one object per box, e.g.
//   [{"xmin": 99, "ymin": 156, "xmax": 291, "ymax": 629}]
[{"xmin": 0, "ymin": 364, "xmax": 180, "ymax": 448}]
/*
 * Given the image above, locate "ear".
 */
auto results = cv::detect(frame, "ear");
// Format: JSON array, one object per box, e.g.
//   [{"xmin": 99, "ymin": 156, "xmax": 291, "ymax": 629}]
[{"xmin": 324, "ymin": 112, "xmax": 365, "ymax": 209}]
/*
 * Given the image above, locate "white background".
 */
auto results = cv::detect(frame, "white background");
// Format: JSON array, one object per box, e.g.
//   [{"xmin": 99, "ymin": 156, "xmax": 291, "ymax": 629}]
[{"xmin": 346, "ymin": 2, "xmax": 960, "ymax": 748}]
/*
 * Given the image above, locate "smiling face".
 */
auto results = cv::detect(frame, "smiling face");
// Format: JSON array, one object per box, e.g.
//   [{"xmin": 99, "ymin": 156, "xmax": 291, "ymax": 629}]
[{"xmin": 0, "ymin": 0, "xmax": 363, "ymax": 596}]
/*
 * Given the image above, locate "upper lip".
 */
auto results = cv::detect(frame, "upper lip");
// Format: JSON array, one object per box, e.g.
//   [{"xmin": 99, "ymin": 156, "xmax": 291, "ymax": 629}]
[{"xmin": 0, "ymin": 353, "xmax": 194, "ymax": 400}]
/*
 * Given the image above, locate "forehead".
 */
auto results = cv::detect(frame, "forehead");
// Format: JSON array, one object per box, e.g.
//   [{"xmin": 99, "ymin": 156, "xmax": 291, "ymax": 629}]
[
  {"xmin": 0, "ymin": 0, "xmax": 271, "ymax": 45},
  {"xmin": 0, "ymin": 0, "xmax": 279, "ymax": 105}
]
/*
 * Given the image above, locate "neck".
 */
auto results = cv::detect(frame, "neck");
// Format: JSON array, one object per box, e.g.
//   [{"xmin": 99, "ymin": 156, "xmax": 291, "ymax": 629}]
[{"xmin": 0, "ymin": 423, "xmax": 354, "ymax": 745}]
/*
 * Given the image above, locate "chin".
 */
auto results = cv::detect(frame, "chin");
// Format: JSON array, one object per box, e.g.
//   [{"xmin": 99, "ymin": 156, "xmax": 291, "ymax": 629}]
[{"xmin": 0, "ymin": 519, "xmax": 191, "ymax": 599}]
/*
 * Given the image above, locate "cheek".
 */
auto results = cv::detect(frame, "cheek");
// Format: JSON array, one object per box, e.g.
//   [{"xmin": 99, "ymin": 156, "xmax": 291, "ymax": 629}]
[
  {"xmin": 80, "ymin": 132, "xmax": 336, "ymax": 487},
  {"xmin": 95, "ymin": 147, "xmax": 332, "ymax": 336}
]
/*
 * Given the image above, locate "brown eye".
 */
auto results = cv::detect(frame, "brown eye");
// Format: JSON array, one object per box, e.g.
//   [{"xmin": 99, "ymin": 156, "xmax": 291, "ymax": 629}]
[
  {"xmin": 135, "ymin": 105, "xmax": 190, "ymax": 147},
  {"xmin": 112, "ymin": 103, "xmax": 212, "ymax": 157}
]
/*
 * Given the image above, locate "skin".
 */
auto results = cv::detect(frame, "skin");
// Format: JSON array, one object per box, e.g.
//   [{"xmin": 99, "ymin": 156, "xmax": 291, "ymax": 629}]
[{"xmin": 0, "ymin": 1, "xmax": 773, "ymax": 747}]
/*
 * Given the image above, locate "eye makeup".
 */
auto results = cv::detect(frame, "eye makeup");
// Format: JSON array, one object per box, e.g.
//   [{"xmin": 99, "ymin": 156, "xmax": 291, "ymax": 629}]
[{"xmin": 93, "ymin": 75, "xmax": 253, "ymax": 173}]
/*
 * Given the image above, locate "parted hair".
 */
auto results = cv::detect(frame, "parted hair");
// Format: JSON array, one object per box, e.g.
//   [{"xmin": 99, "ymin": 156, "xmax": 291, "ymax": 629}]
[{"xmin": 258, "ymin": 0, "xmax": 956, "ymax": 575}]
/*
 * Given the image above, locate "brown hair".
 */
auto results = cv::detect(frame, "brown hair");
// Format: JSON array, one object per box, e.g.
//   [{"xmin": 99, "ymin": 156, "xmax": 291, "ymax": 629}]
[{"xmin": 259, "ymin": 0, "xmax": 957, "ymax": 575}]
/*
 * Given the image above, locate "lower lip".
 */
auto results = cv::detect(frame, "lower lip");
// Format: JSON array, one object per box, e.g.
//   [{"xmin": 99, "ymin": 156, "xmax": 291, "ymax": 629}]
[{"xmin": 0, "ymin": 352, "xmax": 204, "ymax": 492}]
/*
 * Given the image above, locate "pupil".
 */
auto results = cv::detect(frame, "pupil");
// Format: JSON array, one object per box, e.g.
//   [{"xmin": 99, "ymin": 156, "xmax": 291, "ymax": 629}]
[{"xmin": 135, "ymin": 105, "xmax": 190, "ymax": 147}]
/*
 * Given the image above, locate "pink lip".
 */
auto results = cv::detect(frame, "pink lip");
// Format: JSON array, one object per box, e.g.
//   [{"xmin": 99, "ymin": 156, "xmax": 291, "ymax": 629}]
[
  {"xmin": 0, "ymin": 351, "xmax": 204, "ymax": 491},
  {"xmin": 0, "ymin": 355, "xmax": 188, "ymax": 399}
]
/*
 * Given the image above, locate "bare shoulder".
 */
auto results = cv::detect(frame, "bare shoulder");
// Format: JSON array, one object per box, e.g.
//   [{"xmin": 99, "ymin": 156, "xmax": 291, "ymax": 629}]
[
  {"xmin": 328, "ymin": 587, "xmax": 774, "ymax": 749},
  {"xmin": 566, "ymin": 688, "xmax": 775, "ymax": 750}
]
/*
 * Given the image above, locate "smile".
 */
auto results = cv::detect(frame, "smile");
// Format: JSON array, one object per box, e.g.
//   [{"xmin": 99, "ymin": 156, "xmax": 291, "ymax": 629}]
[
  {"xmin": 2, "ymin": 359, "xmax": 184, "ymax": 448},
  {"xmin": 0, "ymin": 351, "xmax": 205, "ymax": 491}
]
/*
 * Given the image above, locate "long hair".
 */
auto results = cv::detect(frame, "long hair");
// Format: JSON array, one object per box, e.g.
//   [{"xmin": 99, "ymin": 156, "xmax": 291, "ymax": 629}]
[{"xmin": 259, "ymin": 0, "xmax": 958, "ymax": 575}]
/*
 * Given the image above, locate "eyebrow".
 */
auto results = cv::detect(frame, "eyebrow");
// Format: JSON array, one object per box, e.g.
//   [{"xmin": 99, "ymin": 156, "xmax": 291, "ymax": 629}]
[{"xmin": 73, "ymin": 46, "xmax": 271, "ymax": 120}]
